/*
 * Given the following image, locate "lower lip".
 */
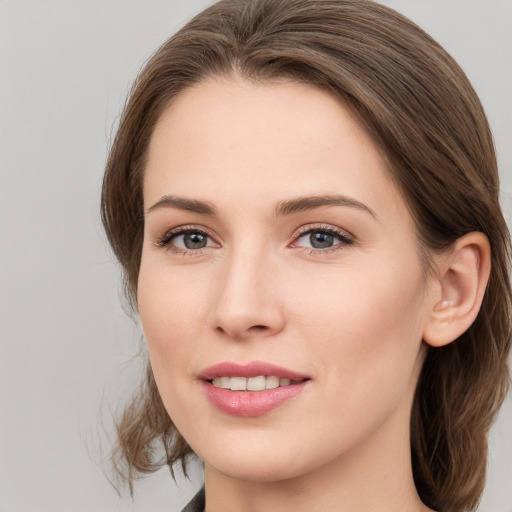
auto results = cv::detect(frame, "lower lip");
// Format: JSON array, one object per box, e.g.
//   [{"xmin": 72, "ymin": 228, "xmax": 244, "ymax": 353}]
[{"xmin": 201, "ymin": 380, "xmax": 309, "ymax": 417}]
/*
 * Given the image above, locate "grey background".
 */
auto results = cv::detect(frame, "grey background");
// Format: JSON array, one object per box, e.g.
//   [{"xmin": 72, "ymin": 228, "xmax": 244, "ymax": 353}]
[{"xmin": 0, "ymin": 1, "xmax": 510, "ymax": 511}]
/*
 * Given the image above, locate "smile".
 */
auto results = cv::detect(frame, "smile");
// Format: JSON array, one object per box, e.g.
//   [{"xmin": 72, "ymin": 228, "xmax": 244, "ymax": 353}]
[
  {"xmin": 199, "ymin": 361, "xmax": 311, "ymax": 416},
  {"xmin": 211, "ymin": 375, "xmax": 298, "ymax": 391}
]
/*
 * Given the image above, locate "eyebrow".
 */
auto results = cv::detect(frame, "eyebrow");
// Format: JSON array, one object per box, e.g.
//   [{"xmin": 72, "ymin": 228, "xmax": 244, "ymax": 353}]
[
  {"xmin": 146, "ymin": 195, "xmax": 217, "ymax": 216},
  {"xmin": 146, "ymin": 193, "xmax": 376, "ymax": 219},
  {"xmin": 274, "ymin": 194, "xmax": 377, "ymax": 219}
]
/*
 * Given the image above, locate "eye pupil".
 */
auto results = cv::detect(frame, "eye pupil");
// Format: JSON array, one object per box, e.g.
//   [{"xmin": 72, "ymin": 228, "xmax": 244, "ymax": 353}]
[
  {"xmin": 310, "ymin": 232, "xmax": 334, "ymax": 249},
  {"xmin": 184, "ymin": 233, "xmax": 207, "ymax": 249}
]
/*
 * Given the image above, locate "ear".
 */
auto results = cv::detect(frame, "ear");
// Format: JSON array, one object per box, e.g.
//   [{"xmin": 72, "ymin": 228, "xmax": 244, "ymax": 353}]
[{"xmin": 423, "ymin": 232, "xmax": 491, "ymax": 347}]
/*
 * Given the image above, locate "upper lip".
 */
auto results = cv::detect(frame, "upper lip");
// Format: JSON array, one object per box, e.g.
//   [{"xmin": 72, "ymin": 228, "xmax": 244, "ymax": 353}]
[{"xmin": 199, "ymin": 361, "xmax": 310, "ymax": 381}]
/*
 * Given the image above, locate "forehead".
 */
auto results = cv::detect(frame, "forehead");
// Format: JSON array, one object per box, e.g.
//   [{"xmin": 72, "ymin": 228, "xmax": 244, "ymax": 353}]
[{"xmin": 143, "ymin": 75, "xmax": 408, "ymax": 223}]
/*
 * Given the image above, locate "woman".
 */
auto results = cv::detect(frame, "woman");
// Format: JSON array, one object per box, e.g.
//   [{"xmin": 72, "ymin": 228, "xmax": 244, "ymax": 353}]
[{"xmin": 101, "ymin": 0, "xmax": 511, "ymax": 510}]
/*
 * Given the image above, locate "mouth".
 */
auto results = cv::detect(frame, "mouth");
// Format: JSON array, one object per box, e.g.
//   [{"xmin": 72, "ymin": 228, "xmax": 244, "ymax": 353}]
[
  {"xmin": 199, "ymin": 360, "xmax": 310, "ymax": 382},
  {"xmin": 210, "ymin": 375, "xmax": 303, "ymax": 391},
  {"xmin": 199, "ymin": 361, "xmax": 311, "ymax": 417}
]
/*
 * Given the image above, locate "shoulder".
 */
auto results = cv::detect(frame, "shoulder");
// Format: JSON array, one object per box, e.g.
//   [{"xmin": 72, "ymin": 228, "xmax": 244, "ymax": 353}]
[{"xmin": 179, "ymin": 488, "xmax": 205, "ymax": 512}]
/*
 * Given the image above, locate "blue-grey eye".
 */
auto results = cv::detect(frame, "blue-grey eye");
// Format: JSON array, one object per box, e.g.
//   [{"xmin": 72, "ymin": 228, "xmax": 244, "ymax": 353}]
[
  {"xmin": 294, "ymin": 228, "xmax": 352, "ymax": 250},
  {"xmin": 309, "ymin": 232, "xmax": 335, "ymax": 249},
  {"xmin": 172, "ymin": 231, "xmax": 211, "ymax": 249},
  {"xmin": 184, "ymin": 233, "xmax": 207, "ymax": 249}
]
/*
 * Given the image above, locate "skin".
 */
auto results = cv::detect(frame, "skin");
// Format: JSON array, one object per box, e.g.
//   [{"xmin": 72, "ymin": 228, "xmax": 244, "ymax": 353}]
[{"xmin": 138, "ymin": 75, "xmax": 439, "ymax": 512}]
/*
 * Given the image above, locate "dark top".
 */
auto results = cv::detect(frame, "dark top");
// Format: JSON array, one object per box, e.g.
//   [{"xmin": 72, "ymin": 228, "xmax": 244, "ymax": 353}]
[
  {"xmin": 179, "ymin": 485, "xmax": 442, "ymax": 511},
  {"xmin": 180, "ymin": 487, "xmax": 205, "ymax": 512}
]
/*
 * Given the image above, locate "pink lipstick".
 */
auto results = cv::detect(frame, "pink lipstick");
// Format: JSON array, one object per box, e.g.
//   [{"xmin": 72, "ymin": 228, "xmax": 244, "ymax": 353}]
[{"xmin": 199, "ymin": 361, "xmax": 310, "ymax": 417}]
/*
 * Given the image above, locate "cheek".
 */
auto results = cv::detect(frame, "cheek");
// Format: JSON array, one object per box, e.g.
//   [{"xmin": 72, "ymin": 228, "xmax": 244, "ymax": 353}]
[
  {"xmin": 290, "ymin": 256, "xmax": 427, "ymax": 389},
  {"xmin": 137, "ymin": 260, "xmax": 205, "ymax": 377},
  {"xmin": 137, "ymin": 265, "xmax": 210, "ymax": 430},
  {"xmin": 293, "ymin": 254, "xmax": 425, "ymax": 334},
  {"xmin": 138, "ymin": 247, "xmax": 215, "ymax": 329}
]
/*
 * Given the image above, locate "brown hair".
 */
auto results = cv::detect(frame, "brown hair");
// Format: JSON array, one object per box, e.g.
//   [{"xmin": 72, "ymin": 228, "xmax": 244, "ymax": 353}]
[{"xmin": 101, "ymin": 0, "xmax": 511, "ymax": 510}]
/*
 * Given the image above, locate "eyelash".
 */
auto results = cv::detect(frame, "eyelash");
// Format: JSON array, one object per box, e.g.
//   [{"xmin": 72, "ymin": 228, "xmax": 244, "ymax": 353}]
[
  {"xmin": 292, "ymin": 224, "xmax": 354, "ymax": 254},
  {"xmin": 155, "ymin": 224, "xmax": 354, "ymax": 256},
  {"xmin": 155, "ymin": 225, "xmax": 217, "ymax": 256}
]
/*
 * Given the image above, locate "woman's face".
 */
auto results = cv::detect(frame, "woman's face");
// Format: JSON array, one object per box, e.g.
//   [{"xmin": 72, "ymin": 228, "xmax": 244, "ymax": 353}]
[{"xmin": 138, "ymin": 76, "xmax": 437, "ymax": 483}]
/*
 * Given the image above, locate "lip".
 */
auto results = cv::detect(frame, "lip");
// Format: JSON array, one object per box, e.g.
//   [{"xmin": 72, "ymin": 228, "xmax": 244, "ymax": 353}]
[
  {"xmin": 199, "ymin": 360, "xmax": 310, "ymax": 381},
  {"xmin": 199, "ymin": 361, "xmax": 311, "ymax": 417}
]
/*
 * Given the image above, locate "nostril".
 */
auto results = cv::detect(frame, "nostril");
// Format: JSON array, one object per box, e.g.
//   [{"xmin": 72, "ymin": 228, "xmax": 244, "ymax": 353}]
[
  {"xmin": 214, "ymin": 323, "xmax": 271, "ymax": 340},
  {"xmin": 250, "ymin": 325, "xmax": 268, "ymax": 332}
]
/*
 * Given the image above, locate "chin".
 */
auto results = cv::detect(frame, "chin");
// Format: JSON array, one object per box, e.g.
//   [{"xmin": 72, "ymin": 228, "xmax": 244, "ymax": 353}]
[
  {"xmin": 205, "ymin": 454, "xmax": 310, "ymax": 483},
  {"xmin": 193, "ymin": 430, "xmax": 341, "ymax": 485}
]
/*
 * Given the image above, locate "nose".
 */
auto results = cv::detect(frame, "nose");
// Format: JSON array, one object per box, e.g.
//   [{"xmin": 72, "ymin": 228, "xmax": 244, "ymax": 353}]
[{"xmin": 210, "ymin": 247, "xmax": 286, "ymax": 340}]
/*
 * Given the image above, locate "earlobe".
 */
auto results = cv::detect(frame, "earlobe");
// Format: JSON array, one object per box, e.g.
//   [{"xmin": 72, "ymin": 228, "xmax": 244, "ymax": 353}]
[{"xmin": 423, "ymin": 232, "xmax": 491, "ymax": 348}]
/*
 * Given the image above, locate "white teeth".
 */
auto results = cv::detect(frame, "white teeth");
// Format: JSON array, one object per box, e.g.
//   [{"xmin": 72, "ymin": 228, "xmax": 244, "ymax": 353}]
[
  {"xmin": 212, "ymin": 375, "xmax": 297, "ymax": 391},
  {"xmin": 212, "ymin": 377, "xmax": 231, "ymax": 388},
  {"xmin": 265, "ymin": 376, "xmax": 280, "ymax": 389},
  {"xmin": 247, "ymin": 376, "xmax": 266, "ymax": 391},
  {"xmin": 230, "ymin": 376, "xmax": 247, "ymax": 391}
]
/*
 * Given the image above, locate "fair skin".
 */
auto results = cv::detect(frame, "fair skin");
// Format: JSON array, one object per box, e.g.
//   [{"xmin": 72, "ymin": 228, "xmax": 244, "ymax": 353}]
[{"xmin": 138, "ymin": 75, "xmax": 490, "ymax": 512}]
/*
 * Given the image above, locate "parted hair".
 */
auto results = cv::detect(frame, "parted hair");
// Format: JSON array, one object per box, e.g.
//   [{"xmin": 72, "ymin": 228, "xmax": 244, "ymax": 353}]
[{"xmin": 101, "ymin": 1, "xmax": 511, "ymax": 510}]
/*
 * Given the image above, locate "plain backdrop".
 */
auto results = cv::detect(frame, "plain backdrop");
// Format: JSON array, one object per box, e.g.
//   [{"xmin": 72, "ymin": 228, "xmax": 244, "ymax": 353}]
[{"xmin": 0, "ymin": 1, "xmax": 511, "ymax": 511}]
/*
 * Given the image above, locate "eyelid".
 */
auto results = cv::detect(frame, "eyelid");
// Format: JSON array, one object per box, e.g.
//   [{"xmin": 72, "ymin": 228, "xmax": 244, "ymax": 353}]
[
  {"xmin": 289, "ymin": 223, "xmax": 355, "ymax": 252},
  {"xmin": 155, "ymin": 224, "xmax": 220, "ymax": 250},
  {"xmin": 291, "ymin": 223, "xmax": 354, "ymax": 242},
  {"xmin": 154, "ymin": 222, "xmax": 354, "ymax": 255}
]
